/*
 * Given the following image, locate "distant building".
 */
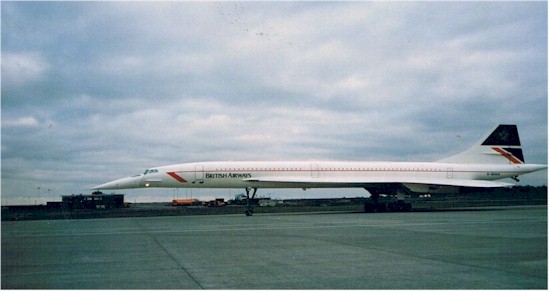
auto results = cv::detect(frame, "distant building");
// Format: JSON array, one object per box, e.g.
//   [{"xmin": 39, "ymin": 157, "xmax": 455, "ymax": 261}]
[
  {"xmin": 259, "ymin": 199, "xmax": 277, "ymax": 207},
  {"xmin": 62, "ymin": 193, "xmax": 124, "ymax": 210}
]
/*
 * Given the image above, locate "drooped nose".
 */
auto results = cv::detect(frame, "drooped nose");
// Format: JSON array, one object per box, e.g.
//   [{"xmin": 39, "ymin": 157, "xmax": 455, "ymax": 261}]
[{"xmin": 91, "ymin": 175, "xmax": 142, "ymax": 190}]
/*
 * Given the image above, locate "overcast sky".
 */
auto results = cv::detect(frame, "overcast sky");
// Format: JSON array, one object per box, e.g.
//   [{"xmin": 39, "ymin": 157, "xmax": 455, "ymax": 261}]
[{"xmin": 2, "ymin": 2, "xmax": 547, "ymax": 204}]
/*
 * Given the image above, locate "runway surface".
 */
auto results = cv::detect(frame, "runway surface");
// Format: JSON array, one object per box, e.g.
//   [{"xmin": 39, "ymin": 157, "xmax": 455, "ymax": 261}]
[{"xmin": 2, "ymin": 206, "xmax": 547, "ymax": 289}]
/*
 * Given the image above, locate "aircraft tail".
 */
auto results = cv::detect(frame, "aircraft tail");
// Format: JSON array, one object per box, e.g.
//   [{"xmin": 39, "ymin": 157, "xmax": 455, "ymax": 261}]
[{"xmin": 438, "ymin": 124, "xmax": 525, "ymax": 165}]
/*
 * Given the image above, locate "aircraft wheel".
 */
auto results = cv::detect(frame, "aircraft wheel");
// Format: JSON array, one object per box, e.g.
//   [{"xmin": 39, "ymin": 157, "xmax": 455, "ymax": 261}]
[
  {"xmin": 364, "ymin": 203, "xmax": 374, "ymax": 213},
  {"xmin": 376, "ymin": 203, "xmax": 387, "ymax": 212}
]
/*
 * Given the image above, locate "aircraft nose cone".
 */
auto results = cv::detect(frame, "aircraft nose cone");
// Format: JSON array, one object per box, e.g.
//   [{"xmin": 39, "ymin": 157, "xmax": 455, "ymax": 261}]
[{"xmin": 91, "ymin": 175, "xmax": 142, "ymax": 190}]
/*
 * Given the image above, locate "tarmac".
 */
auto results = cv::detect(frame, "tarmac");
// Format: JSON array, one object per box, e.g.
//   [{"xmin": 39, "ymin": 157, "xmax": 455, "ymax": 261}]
[{"xmin": 2, "ymin": 206, "xmax": 547, "ymax": 289}]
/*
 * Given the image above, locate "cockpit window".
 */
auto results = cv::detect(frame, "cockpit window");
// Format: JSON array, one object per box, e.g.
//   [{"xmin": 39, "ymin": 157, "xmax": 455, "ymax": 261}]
[{"xmin": 143, "ymin": 169, "xmax": 159, "ymax": 175}]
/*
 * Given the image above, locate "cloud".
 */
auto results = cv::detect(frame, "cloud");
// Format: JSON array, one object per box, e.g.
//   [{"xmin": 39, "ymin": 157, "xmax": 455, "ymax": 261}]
[
  {"xmin": 1, "ymin": 52, "xmax": 49, "ymax": 87},
  {"xmin": 1, "ymin": 2, "xmax": 546, "ymax": 203},
  {"xmin": 2, "ymin": 116, "xmax": 40, "ymax": 128}
]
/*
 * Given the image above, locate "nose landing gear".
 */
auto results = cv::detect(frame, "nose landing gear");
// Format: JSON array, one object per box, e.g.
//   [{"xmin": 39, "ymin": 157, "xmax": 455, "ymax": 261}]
[{"xmin": 244, "ymin": 187, "xmax": 257, "ymax": 216}]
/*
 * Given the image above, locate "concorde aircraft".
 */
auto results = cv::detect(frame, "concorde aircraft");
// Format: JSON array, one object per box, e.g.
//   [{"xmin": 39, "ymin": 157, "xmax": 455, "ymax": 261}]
[{"xmin": 92, "ymin": 124, "xmax": 546, "ymax": 215}]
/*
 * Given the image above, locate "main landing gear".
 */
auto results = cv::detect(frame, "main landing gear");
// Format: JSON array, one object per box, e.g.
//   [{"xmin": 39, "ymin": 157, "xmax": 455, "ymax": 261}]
[
  {"xmin": 363, "ymin": 192, "xmax": 385, "ymax": 213},
  {"xmin": 363, "ymin": 187, "xmax": 412, "ymax": 213},
  {"xmin": 244, "ymin": 187, "xmax": 257, "ymax": 216}
]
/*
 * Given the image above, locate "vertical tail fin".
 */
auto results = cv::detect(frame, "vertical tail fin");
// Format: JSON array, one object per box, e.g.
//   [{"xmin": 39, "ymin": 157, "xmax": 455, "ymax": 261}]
[{"xmin": 439, "ymin": 124, "xmax": 525, "ymax": 164}]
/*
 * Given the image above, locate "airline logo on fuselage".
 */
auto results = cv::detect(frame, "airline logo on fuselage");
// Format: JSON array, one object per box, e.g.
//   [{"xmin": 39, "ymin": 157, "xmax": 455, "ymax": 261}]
[
  {"xmin": 166, "ymin": 172, "xmax": 252, "ymax": 183},
  {"xmin": 205, "ymin": 173, "xmax": 252, "ymax": 179}
]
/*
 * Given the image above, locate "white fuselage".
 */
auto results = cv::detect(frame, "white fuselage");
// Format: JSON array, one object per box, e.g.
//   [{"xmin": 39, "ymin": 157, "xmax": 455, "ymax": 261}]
[
  {"xmin": 92, "ymin": 125, "xmax": 547, "ymax": 195},
  {"xmin": 95, "ymin": 160, "xmax": 545, "ymax": 192}
]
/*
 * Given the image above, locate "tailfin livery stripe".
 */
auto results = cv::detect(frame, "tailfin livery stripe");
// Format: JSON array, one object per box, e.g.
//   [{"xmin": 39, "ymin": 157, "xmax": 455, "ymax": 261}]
[
  {"xmin": 504, "ymin": 147, "xmax": 525, "ymax": 163},
  {"xmin": 492, "ymin": 147, "xmax": 524, "ymax": 164}
]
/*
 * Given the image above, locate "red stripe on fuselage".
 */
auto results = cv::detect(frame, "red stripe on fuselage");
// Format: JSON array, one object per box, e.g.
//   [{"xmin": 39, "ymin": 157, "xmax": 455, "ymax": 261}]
[{"xmin": 167, "ymin": 172, "xmax": 188, "ymax": 183}]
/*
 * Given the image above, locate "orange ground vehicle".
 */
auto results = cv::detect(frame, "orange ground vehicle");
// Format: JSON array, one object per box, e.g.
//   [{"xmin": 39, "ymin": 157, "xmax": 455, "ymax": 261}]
[{"xmin": 171, "ymin": 199, "xmax": 199, "ymax": 206}]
